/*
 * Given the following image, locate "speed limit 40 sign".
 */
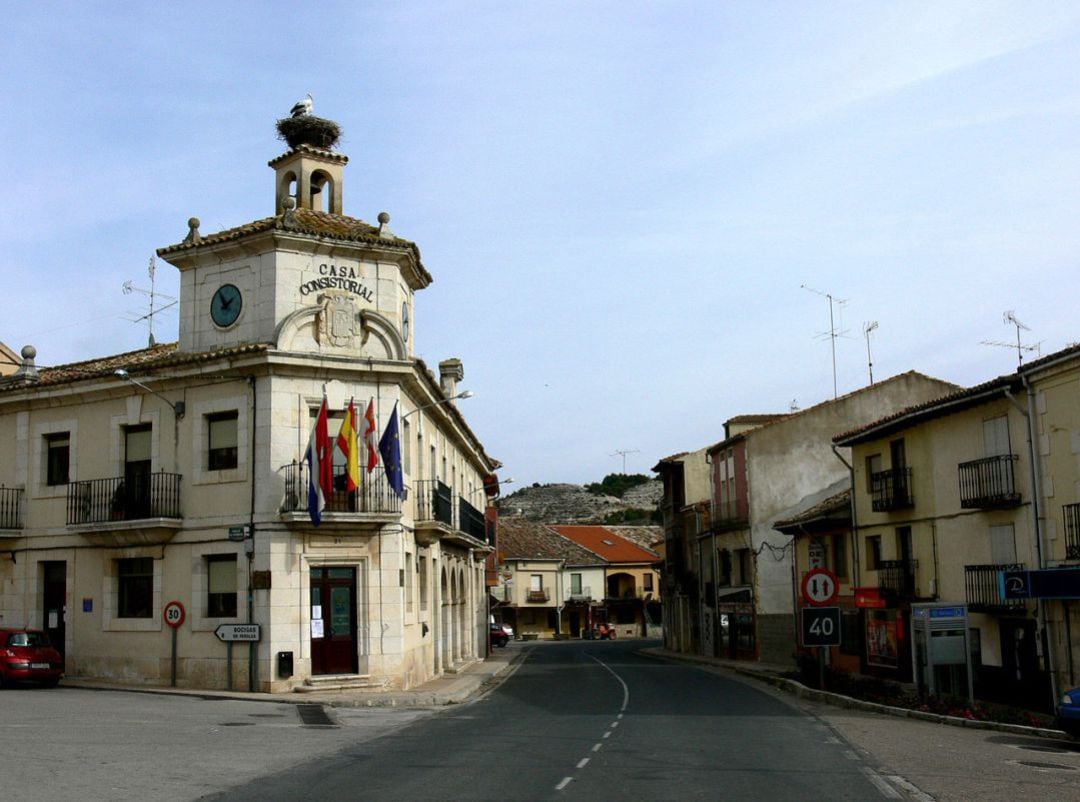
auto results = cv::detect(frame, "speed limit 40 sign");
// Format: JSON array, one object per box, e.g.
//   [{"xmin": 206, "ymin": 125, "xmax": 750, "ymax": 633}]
[{"xmin": 802, "ymin": 606, "xmax": 841, "ymax": 647}]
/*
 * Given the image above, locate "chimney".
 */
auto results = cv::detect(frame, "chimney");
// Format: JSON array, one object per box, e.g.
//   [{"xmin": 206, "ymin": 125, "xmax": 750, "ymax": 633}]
[{"xmin": 438, "ymin": 358, "xmax": 464, "ymax": 400}]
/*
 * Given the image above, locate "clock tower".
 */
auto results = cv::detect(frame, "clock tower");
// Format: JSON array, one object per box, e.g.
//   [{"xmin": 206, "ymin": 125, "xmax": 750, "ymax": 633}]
[{"xmin": 157, "ymin": 112, "xmax": 430, "ymax": 363}]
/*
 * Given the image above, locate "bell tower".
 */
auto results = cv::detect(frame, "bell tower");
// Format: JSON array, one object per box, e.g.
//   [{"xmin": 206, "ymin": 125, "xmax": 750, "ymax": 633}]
[{"xmin": 269, "ymin": 145, "xmax": 348, "ymax": 215}]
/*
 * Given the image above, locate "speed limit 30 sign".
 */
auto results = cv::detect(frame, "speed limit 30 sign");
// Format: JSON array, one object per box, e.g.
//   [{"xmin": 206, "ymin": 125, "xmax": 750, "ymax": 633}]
[{"xmin": 164, "ymin": 600, "xmax": 186, "ymax": 629}]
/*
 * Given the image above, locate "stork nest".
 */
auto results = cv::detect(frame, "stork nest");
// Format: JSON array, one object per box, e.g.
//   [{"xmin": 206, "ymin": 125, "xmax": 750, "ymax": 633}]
[{"xmin": 276, "ymin": 116, "xmax": 342, "ymax": 150}]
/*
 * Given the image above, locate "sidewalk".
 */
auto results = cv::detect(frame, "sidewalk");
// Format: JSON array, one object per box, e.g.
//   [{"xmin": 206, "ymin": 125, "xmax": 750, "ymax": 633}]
[
  {"xmin": 61, "ymin": 642, "xmax": 525, "ymax": 709},
  {"xmin": 640, "ymin": 646, "xmax": 1071, "ymax": 740}
]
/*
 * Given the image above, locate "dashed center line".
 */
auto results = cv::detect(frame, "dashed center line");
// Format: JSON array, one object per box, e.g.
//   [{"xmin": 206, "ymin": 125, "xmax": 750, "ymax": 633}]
[
  {"xmin": 556, "ymin": 653, "xmax": 630, "ymax": 792},
  {"xmin": 592, "ymin": 743, "xmax": 603, "ymax": 752},
  {"xmin": 576, "ymin": 758, "xmax": 590, "ymax": 769},
  {"xmin": 556, "ymin": 777, "xmax": 573, "ymax": 791}
]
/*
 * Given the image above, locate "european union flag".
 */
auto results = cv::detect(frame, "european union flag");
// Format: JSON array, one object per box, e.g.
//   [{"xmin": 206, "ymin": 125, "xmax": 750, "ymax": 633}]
[{"xmin": 379, "ymin": 402, "xmax": 405, "ymax": 500}]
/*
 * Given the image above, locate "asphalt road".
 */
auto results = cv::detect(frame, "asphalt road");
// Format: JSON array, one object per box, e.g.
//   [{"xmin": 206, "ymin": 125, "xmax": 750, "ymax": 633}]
[{"xmin": 214, "ymin": 639, "xmax": 895, "ymax": 801}]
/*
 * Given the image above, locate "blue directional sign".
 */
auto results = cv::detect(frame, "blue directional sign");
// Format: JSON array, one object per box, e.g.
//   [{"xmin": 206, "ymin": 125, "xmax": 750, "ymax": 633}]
[{"xmin": 1001, "ymin": 568, "xmax": 1080, "ymax": 600}]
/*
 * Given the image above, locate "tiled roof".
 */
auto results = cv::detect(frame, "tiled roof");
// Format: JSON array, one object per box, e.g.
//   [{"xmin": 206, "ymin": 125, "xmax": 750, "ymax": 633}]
[
  {"xmin": 0, "ymin": 342, "xmax": 269, "ymax": 393},
  {"xmin": 156, "ymin": 208, "xmax": 433, "ymax": 285},
  {"xmin": 498, "ymin": 519, "xmax": 601, "ymax": 565},
  {"xmin": 832, "ymin": 373, "xmax": 1022, "ymax": 445},
  {"xmin": 1019, "ymin": 341, "xmax": 1080, "ymax": 374},
  {"xmin": 774, "ymin": 490, "xmax": 851, "ymax": 532},
  {"xmin": 550, "ymin": 525, "xmax": 662, "ymax": 564},
  {"xmin": 727, "ymin": 413, "xmax": 790, "ymax": 426}
]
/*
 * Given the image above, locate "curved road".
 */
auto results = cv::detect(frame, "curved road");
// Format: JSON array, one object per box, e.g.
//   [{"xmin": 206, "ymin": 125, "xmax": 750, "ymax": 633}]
[{"xmin": 215, "ymin": 640, "xmax": 895, "ymax": 801}]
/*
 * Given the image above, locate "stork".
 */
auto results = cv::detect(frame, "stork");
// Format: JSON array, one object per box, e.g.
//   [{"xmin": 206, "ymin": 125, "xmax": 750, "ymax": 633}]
[{"xmin": 290, "ymin": 93, "xmax": 313, "ymax": 118}]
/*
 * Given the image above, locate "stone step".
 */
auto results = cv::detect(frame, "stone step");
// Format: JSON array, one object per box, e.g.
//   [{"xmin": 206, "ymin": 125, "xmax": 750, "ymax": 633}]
[{"xmin": 296, "ymin": 674, "xmax": 382, "ymax": 692}]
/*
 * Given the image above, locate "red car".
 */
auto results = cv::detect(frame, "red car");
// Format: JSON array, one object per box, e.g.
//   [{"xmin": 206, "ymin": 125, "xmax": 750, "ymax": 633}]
[
  {"xmin": 0, "ymin": 629, "xmax": 64, "ymax": 687},
  {"xmin": 489, "ymin": 623, "xmax": 509, "ymax": 648}
]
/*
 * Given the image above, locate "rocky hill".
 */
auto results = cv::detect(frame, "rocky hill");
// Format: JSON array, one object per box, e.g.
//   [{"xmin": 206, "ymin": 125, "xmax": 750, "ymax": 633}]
[{"xmin": 497, "ymin": 479, "xmax": 662, "ymax": 525}]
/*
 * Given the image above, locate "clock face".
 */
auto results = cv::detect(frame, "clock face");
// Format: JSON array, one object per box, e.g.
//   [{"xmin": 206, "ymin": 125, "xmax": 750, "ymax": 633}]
[
  {"xmin": 401, "ymin": 301, "xmax": 410, "ymax": 342},
  {"xmin": 210, "ymin": 284, "xmax": 242, "ymax": 328}
]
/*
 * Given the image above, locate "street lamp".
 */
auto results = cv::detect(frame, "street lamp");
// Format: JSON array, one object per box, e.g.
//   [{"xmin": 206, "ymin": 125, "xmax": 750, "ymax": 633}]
[
  {"xmin": 402, "ymin": 390, "xmax": 474, "ymax": 419},
  {"xmin": 114, "ymin": 369, "xmax": 185, "ymax": 418}
]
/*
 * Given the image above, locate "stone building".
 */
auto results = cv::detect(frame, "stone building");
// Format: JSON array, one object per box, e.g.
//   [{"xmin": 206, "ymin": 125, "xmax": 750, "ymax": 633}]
[{"xmin": 0, "ymin": 108, "xmax": 499, "ymax": 692}]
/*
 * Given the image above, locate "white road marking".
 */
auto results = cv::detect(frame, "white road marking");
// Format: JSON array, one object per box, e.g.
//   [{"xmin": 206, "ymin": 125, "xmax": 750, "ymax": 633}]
[
  {"xmin": 577, "ymin": 758, "xmax": 590, "ymax": 769},
  {"xmin": 885, "ymin": 775, "xmax": 935, "ymax": 802},
  {"xmin": 592, "ymin": 743, "xmax": 603, "ymax": 752},
  {"xmin": 556, "ymin": 777, "xmax": 573, "ymax": 791},
  {"xmin": 611, "ymin": 721, "xmax": 620, "ymax": 728},
  {"xmin": 859, "ymin": 767, "xmax": 902, "ymax": 799},
  {"xmin": 588, "ymin": 654, "xmax": 630, "ymax": 712},
  {"xmin": 603, "ymin": 731, "xmax": 612, "ymax": 739}
]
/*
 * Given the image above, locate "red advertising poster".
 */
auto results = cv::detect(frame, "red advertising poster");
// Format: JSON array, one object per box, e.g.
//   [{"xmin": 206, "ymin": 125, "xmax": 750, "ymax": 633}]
[{"xmin": 866, "ymin": 610, "xmax": 899, "ymax": 667}]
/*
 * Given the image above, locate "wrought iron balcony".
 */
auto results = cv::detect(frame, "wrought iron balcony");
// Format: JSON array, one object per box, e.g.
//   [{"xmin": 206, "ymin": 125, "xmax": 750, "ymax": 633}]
[
  {"xmin": 526, "ymin": 589, "xmax": 550, "ymax": 603},
  {"xmin": 415, "ymin": 479, "xmax": 453, "ymax": 526},
  {"xmin": 958, "ymin": 454, "xmax": 1020, "ymax": 509},
  {"xmin": 67, "ymin": 472, "xmax": 182, "ymax": 525},
  {"xmin": 281, "ymin": 461, "xmax": 401, "ymax": 516},
  {"xmin": 876, "ymin": 558, "xmax": 917, "ymax": 599},
  {"xmin": 458, "ymin": 496, "xmax": 487, "ymax": 541},
  {"xmin": 871, "ymin": 468, "xmax": 914, "ymax": 511},
  {"xmin": 965, "ymin": 563, "xmax": 1027, "ymax": 612},
  {"xmin": 713, "ymin": 498, "xmax": 749, "ymax": 532},
  {"xmin": 1065, "ymin": 503, "xmax": 1080, "ymax": 560},
  {"xmin": 0, "ymin": 486, "xmax": 23, "ymax": 530}
]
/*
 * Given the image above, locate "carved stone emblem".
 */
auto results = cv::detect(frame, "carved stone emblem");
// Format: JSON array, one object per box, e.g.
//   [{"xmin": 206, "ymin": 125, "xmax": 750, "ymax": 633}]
[{"xmin": 316, "ymin": 292, "xmax": 359, "ymax": 347}]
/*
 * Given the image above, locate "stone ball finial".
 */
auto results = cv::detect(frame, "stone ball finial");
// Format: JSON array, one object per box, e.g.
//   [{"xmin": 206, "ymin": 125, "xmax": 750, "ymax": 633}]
[
  {"xmin": 21, "ymin": 345, "xmax": 36, "ymax": 360},
  {"xmin": 378, "ymin": 211, "xmax": 390, "ymax": 225},
  {"xmin": 188, "ymin": 217, "xmax": 200, "ymax": 229},
  {"xmin": 284, "ymin": 197, "xmax": 297, "ymax": 210}
]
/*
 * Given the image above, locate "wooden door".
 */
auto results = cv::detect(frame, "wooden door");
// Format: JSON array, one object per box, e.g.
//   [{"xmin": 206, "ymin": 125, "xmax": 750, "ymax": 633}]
[{"xmin": 310, "ymin": 567, "xmax": 358, "ymax": 675}]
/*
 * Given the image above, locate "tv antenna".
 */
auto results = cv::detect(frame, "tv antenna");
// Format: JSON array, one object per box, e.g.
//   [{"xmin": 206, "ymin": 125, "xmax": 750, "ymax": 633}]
[
  {"xmin": 863, "ymin": 321, "xmax": 879, "ymax": 385},
  {"xmin": 801, "ymin": 285, "xmax": 849, "ymax": 398},
  {"xmin": 980, "ymin": 311, "xmax": 1040, "ymax": 367},
  {"xmin": 610, "ymin": 449, "xmax": 640, "ymax": 473},
  {"xmin": 122, "ymin": 256, "xmax": 177, "ymax": 347}
]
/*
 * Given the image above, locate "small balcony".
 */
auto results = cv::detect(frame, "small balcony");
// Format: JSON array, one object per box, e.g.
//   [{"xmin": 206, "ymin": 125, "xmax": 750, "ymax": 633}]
[
  {"xmin": 458, "ymin": 496, "xmax": 487, "ymax": 542},
  {"xmin": 877, "ymin": 558, "xmax": 917, "ymax": 599},
  {"xmin": 568, "ymin": 586, "xmax": 592, "ymax": 602},
  {"xmin": 713, "ymin": 498, "xmax": 749, "ymax": 533},
  {"xmin": 1065, "ymin": 503, "xmax": 1080, "ymax": 560},
  {"xmin": 526, "ymin": 589, "xmax": 550, "ymax": 603},
  {"xmin": 965, "ymin": 563, "xmax": 1027, "ymax": 612},
  {"xmin": 415, "ymin": 479, "xmax": 453, "ymax": 527},
  {"xmin": 281, "ymin": 461, "xmax": 402, "ymax": 519},
  {"xmin": 871, "ymin": 468, "xmax": 914, "ymax": 512},
  {"xmin": 958, "ymin": 455, "xmax": 1020, "ymax": 509},
  {"xmin": 0, "ymin": 485, "xmax": 23, "ymax": 531},
  {"xmin": 67, "ymin": 472, "xmax": 182, "ymax": 525}
]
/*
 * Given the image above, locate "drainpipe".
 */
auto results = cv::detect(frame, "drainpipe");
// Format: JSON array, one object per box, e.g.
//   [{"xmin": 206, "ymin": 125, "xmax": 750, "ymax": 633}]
[
  {"xmin": 1017, "ymin": 377, "xmax": 1059, "ymax": 711},
  {"xmin": 247, "ymin": 375, "xmax": 257, "ymax": 693}
]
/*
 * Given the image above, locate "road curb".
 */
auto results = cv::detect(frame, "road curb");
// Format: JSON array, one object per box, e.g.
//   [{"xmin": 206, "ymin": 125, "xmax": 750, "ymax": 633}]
[{"xmin": 639, "ymin": 648, "xmax": 1071, "ymax": 741}]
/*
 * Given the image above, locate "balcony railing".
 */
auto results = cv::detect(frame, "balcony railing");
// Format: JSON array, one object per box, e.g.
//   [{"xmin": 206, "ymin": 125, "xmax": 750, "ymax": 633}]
[
  {"xmin": 871, "ymin": 468, "xmax": 914, "ymax": 511},
  {"xmin": 67, "ymin": 472, "xmax": 182, "ymax": 525},
  {"xmin": 958, "ymin": 455, "xmax": 1020, "ymax": 509},
  {"xmin": 713, "ymin": 498, "xmax": 749, "ymax": 532},
  {"xmin": 965, "ymin": 563, "xmax": 1027, "ymax": 612},
  {"xmin": 281, "ymin": 461, "xmax": 402, "ymax": 516},
  {"xmin": 877, "ymin": 558, "xmax": 917, "ymax": 599},
  {"xmin": 415, "ymin": 479, "xmax": 453, "ymax": 526},
  {"xmin": 0, "ymin": 486, "xmax": 23, "ymax": 529},
  {"xmin": 458, "ymin": 496, "xmax": 486, "ymax": 541},
  {"xmin": 526, "ymin": 589, "xmax": 550, "ymax": 603},
  {"xmin": 568, "ymin": 586, "xmax": 592, "ymax": 601},
  {"xmin": 1065, "ymin": 503, "xmax": 1080, "ymax": 560}
]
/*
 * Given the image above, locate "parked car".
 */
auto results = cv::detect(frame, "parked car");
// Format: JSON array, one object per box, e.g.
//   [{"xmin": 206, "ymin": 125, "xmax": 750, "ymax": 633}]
[
  {"xmin": 0, "ymin": 629, "xmax": 63, "ymax": 688},
  {"xmin": 489, "ymin": 623, "xmax": 509, "ymax": 648},
  {"xmin": 1057, "ymin": 687, "xmax": 1080, "ymax": 737}
]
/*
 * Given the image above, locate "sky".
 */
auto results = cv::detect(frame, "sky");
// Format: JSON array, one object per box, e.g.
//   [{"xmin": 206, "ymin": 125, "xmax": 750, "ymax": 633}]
[{"xmin": 4, "ymin": 2, "xmax": 1080, "ymax": 487}]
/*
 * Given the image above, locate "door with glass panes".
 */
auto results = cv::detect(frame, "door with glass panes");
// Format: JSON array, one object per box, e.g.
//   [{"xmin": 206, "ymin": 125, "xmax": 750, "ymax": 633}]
[{"xmin": 310, "ymin": 567, "xmax": 358, "ymax": 675}]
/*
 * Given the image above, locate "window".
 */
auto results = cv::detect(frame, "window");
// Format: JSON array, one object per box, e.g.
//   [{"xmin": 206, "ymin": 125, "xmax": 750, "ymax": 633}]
[
  {"xmin": 405, "ymin": 551, "xmax": 414, "ymax": 613},
  {"xmin": 402, "ymin": 420, "xmax": 412, "ymax": 474},
  {"xmin": 832, "ymin": 535, "xmax": 848, "ymax": 579},
  {"xmin": 570, "ymin": 573, "xmax": 582, "ymax": 595},
  {"xmin": 206, "ymin": 555, "xmax": 237, "ymax": 617},
  {"xmin": 735, "ymin": 548, "xmax": 752, "ymax": 585},
  {"xmin": 207, "ymin": 411, "xmax": 238, "ymax": 471},
  {"xmin": 717, "ymin": 549, "xmax": 732, "ymax": 586},
  {"xmin": 983, "ymin": 416, "xmax": 1010, "ymax": 457},
  {"xmin": 117, "ymin": 558, "xmax": 153, "ymax": 618},
  {"xmin": 866, "ymin": 535, "xmax": 882, "ymax": 570},
  {"xmin": 990, "ymin": 524, "xmax": 1017, "ymax": 564},
  {"xmin": 46, "ymin": 432, "xmax": 70, "ymax": 486},
  {"xmin": 530, "ymin": 574, "xmax": 543, "ymax": 591},
  {"xmin": 865, "ymin": 454, "xmax": 882, "ymax": 492},
  {"xmin": 418, "ymin": 554, "xmax": 429, "ymax": 611},
  {"xmin": 643, "ymin": 573, "xmax": 654, "ymax": 592}
]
